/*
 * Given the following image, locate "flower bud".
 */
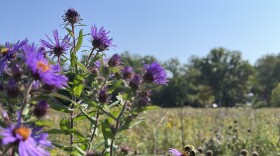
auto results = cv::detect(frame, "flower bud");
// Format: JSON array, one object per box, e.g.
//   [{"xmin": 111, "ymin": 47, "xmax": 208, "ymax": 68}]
[
  {"xmin": 86, "ymin": 151, "xmax": 100, "ymax": 156},
  {"xmin": 11, "ymin": 64, "xmax": 22, "ymax": 81},
  {"xmin": 240, "ymin": 149, "xmax": 248, "ymax": 156},
  {"xmin": 7, "ymin": 79, "xmax": 19, "ymax": 98},
  {"xmin": 120, "ymin": 145, "xmax": 130, "ymax": 155},
  {"xmin": 90, "ymin": 67, "xmax": 99, "ymax": 78},
  {"xmin": 121, "ymin": 66, "xmax": 133, "ymax": 80},
  {"xmin": 34, "ymin": 100, "xmax": 49, "ymax": 118},
  {"xmin": 63, "ymin": 8, "xmax": 81, "ymax": 24},
  {"xmin": 108, "ymin": 54, "xmax": 121, "ymax": 67},
  {"xmin": 136, "ymin": 96, "xmax": 150, "ymax": 107},
  {"xmin": 129, "ymin": 74, "xmax": 141, "ymax": 90},
  {"xmin": 98, "ymin": 89, "xmax": 108, "ymax": 103},
  {"xmin": 252, "ymin": 151, "xmax": 259, "ymax": 156},
  {"xmin": 206, "ymin": 150, "xmax": 213, "ymax": 156}
]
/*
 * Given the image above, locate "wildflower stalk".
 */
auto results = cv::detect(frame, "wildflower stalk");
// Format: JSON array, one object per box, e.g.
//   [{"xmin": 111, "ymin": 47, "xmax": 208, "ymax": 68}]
[
  {"xmin": 109, "ymin": 101, "xmax": 128, "ymax": 156},
  {"xmin": 88, "ymin": 110, "xmax": 99, "ymax": 149},
  {"xmin": 70, "ymin": 22, "xmax": 77, "ymax": 149},
  {"xmin": 85, "ymin": 47, "xmax": 96, "ymax": 67},
  {"xmin": 19, "ymin": 81, "xmax": 34, "ymax": 123}
]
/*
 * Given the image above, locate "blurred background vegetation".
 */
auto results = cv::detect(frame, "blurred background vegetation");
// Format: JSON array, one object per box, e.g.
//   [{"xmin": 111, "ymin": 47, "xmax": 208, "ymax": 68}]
[{"xmin": 120, "ymin": 47, "xmax": 280, "ymax": 108}]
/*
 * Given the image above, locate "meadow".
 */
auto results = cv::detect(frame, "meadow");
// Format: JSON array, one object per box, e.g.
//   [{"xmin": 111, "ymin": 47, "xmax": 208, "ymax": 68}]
[{"xmin": 49, "ymin": 107, "xmax": 280, "ymax": 156}]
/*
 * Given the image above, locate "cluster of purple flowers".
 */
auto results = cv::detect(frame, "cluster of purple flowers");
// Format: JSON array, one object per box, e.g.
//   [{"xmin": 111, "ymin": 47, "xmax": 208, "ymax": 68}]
[
  {"xmin": 0, "ymin": 7, "xmax": 170, "ymax": 156},
  {"xmin": 0, "ymin": 26, "xmax": 68, "ymax": 156}
]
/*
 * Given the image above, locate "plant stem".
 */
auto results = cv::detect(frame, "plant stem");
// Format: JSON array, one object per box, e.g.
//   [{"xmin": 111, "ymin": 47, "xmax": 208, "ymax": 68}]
[
  {"xmin": 85, "ymin": 47, "xmax": 96, "ymax": 67},
  {"xmin": 109, "ymin": 101, "xmax": 127, "ymax": 156},
  {"xmin": 88, "ymin": 110, "xmax": 100, "ymax": 150},
  {"xmin": 70, "ymin": 23, "xmax": 77, "ymax": 149},
  {"xmin": 19, "ymin": 81, "xmax": 34, "ymax": 124}
]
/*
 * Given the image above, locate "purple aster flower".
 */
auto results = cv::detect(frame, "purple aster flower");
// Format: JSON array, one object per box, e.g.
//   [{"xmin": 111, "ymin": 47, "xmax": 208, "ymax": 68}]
[
  {"xmin": 90, "ymin": 25, "xmax": 113, "ymax": 51},
  {"xmin": 121, "ymin": 66, "xmax": 133, "ymax": 80},
  {"xmin": 23, "ymin": 43, "xmax": 68, "ymax": 88},
  {"xmin": 169, "ymin": 148, "xmax": 182, "ymax": 156},
  {"xmin": 0, "ymin": 117, "xmax": 51, "ymax": 156},
  {"xmin": 143, "ymin": 62, "xmax": 168, "ymax": 85},
  {"xmin": 0, "ymin": 39, "xmax": 28, "ymax": 74},
  {"xmin": 129, "ymin": 74, "xmax": 141, "ymax": 90},
  {"xmin": 40, "ymin": 30, "xmax": 70, "ymax": 59},
  {"xmin": 0, "ymin": 125, "xmax": 51, "ymax": 156},
  {"xmin": 63, "ymin": 8, "xmax": 81, "ymax": 25},
  {"xmin": 108, "ymin": 54, "xmax": 121, "ymax": 67}
]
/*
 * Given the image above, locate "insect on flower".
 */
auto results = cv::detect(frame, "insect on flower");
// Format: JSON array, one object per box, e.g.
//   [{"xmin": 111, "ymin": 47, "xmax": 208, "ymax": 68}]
[{"xmin": 169, "ymin": 145, "xmax": 197, "ymax": 156}]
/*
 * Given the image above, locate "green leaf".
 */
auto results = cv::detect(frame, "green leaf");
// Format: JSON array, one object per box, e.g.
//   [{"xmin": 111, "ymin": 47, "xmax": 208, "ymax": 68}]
[
  {"xmin": 72, "ymin": 75, "xmax": 85, "ymax": 97},
  {"xmin": 49, "ymin": 93, "xmax": 79, "ymax": 107},
  {"xmin": 48, "ymin": 100, "xmax": 71, "ymax": 113},
  {"xmin": 52, "ymin": 142, "xmax": 72, "ymax": 151},
  {"xmin": 77, "ymin": 61, "xmax": 89, "ymax": 73},
  {"xmin": 78, "ymin": 107, "xmax": 97, "ymax": 124},
  {"xmin": 75, "ymin": 29, "xmax": 83, "ymax": 52},
  {"xmin": 92, "ymin": 140, "xmax": 105, "ymax": 150},
  {"xmin": 101, "ymin": 119, "xmax": 113, "ymax": 142},
  {"xmin": 46, "ymin": 129, "xmax": 67, "ymax": 134},
  {"xmin": 72, "ymin": 145, "xmax": 85, "ymax": 155},
  {"xmin": 74, "ymin": 111, "xmax": 95, "ymax": 121},
  {"xmin": 65, "ymin": 27, "xmax": 74, "ymax": 37},
  {"xmin": 70, "ymin": 51, "xmax": 77, "ymax": 68},
  {"xmin": 107, "ymin": 80, "xmax": 123, "ymax": 94},
  {"xmin": 60, "ymin": 118, "xmax": 71, "ymax": 130},
  {"xmin": 35, "ymin": 120, "xmax": 53, "ymax": 127},
  {"xmin": 73, "ymin": 84, "xmax": 84, "ymax": 97}
]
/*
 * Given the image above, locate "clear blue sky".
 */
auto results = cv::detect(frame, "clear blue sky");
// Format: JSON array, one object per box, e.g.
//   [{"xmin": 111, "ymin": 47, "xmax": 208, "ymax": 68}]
[{"xmin": 1, "ymin": 0, "xmax": 280, "ymax": 64}]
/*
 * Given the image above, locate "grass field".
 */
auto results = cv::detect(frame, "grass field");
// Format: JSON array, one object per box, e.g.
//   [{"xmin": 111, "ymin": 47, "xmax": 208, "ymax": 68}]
[{"xmin": 49, "ymin": 107, "xmax": 280, "ymax": 156}]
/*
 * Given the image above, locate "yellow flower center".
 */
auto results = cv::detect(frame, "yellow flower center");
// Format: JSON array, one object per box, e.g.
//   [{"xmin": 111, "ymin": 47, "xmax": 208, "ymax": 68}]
[
  {"xmin": 14, "ymin": 127, "xmax": 31, "ymax": 141},
  {"xmin": 37, "ymin": 61, "xmax": 50, "ymax": 72},
  {"xmin": 1, "ymin": 48, "xmax": 8, "ymax": 55}
]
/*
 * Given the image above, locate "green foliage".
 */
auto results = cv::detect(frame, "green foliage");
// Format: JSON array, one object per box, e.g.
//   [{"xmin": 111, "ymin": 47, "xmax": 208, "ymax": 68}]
[
  {"xmin": 269, "ymin": 83, "xmax": 280, "ymax": 107},
  {"xmin": 190, "ymin": 48, "xmax": 254, "ymax": 107},
  {"xmin": 253, "ymin": 54, "xmax": 280, "ymax": 106}
]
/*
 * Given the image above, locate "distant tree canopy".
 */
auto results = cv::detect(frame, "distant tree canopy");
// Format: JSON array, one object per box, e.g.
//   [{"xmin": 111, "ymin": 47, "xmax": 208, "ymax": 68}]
[
  {"xmin": 253, "ymin": 54, "xmax": 280, "ymax": 106},
  {"xmin": 120, "ymin": 47, "xmax": 280, "ymax": 108},
  {"xmin": 190, "ymin": 48, "xmax": 254, "ymax": 107}
]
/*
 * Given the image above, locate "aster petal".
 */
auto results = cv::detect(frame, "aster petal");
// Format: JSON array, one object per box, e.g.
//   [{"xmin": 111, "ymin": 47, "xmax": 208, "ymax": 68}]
[
  {"xmin": 53, "ymin": 29, "xmax": 59, "ymax": 45},
  {"xmin": 2, "ymin": 136, "xmax": 17, "ymax": 144},
  {"xmin": 40, "ymin": 40, "xmax": 53, "ymax": 48},
  {"xmin": 19, "ymin": 141, "xmax": 29, "ymax": 156},
  {"xmin": 169, "ymin": 148, "xmax": 182, "ymax": 156}
]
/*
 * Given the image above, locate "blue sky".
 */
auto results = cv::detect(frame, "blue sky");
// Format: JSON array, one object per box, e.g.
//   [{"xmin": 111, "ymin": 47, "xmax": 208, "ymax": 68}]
[{"xmin": 1, "ymin": 1, "xmax": 280, "ymax": 64}]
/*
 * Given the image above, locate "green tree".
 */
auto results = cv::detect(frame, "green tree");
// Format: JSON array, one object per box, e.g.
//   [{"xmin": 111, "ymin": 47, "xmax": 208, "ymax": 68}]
[
  {"xmin": 190, "ymin": 48, "xmax": 254, "ymax": 107},
  {"xmin": 253, "ymin": 54, "xmax": 280, "ymax": 106},
  {"xmin": 269, "ymin": 83, "xmax": 280, "ymax": 107}
]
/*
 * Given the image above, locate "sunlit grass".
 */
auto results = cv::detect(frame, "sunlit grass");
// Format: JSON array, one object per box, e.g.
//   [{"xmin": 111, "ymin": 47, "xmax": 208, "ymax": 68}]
[{"xmin": 48, "ymin": 107, "xmax": 280, "ymax": 155}]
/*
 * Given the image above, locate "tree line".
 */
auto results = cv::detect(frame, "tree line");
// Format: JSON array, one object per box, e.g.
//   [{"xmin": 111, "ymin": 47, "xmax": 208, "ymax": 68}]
[
  {"xmin": 2, "ymin": 44, "xmax": 280, "ymax": 108},
  {"xmin": 121, "ymin": 48, "xmax": 280, "ymax": 108}
]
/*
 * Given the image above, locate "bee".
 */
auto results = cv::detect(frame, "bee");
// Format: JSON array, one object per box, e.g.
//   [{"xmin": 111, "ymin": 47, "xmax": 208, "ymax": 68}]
[{"xmin": 182, "ymin": 145, "xmax": 196, "ymax": 156}]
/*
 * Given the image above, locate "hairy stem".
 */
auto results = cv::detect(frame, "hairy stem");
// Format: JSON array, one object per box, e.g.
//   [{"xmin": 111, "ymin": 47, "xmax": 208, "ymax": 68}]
[{"xmin": 110, "ymin": 102, "xmax": 127, "ymax": 156}]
